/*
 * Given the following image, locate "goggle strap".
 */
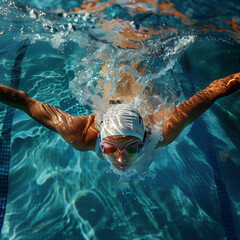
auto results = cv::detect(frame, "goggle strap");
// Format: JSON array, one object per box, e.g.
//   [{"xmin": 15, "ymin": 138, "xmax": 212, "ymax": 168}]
[{"xmin": 143, "ymin": 131, "xmax": 147, "ymax": 142}]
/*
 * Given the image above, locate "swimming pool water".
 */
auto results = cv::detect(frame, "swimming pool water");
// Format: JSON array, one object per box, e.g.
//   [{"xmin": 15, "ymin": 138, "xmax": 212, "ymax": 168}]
[{"xmin": 0, "ymin": 0, "xmax": 240, "ymax": 239}]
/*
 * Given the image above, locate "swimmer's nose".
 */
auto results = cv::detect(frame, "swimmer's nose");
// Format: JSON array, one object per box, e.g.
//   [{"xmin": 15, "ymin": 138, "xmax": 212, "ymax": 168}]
[{"xmin": 116, "ymin": 153, "xmax": 125, "ymax": 163}]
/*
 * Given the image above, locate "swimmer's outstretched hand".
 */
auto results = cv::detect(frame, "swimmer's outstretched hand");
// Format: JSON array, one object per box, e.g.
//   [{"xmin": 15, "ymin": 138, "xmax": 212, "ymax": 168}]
[
  {"xmin": 208, "ymin": 72, "xmax": 240, "ymax": 99},
  {"xmin": 226, "ymin": 73, "xmax": 240, "ymax": 87}
]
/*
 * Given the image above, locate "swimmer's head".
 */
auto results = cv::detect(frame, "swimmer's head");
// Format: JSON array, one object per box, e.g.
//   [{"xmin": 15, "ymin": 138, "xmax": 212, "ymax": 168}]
[
  {"xmin": 100, "ymin": 104, "xmax": 145, "ymax": 140},
  {"xmin": 99, "ymin": 104, "xmax": 146, "ymax": 171}
]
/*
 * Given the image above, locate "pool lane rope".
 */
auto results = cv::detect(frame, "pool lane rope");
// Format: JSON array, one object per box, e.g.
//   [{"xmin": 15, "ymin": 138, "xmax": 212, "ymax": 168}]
[{"xmin": 0, "ymin": 41, "xmax": 29, "ymax": 234}]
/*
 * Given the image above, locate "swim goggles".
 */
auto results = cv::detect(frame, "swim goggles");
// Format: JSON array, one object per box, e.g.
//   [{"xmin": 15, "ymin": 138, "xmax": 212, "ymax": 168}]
[{"xmin": 99, "ymin": 140, "xmax": 144, "ymax": 156}]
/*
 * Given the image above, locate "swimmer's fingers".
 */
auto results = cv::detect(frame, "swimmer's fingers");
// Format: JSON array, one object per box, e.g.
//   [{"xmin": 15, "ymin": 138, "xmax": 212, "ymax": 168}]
[
  {"xmin": 223, "ymin": 73, "xmax": 240, "ymax": 96},
  {"xmin": 226, "ymin": 73, "xmax": 240, "ymax": 88},
  {"xmin": 208, "ymin": 72, "xmax": 240, "ymax": 99}
]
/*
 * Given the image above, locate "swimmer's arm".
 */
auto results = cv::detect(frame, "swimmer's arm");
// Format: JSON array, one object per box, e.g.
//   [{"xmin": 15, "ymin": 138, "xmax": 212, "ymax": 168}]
[
  {"xmin": 158, "ymin": 73, "xmax": 240, "ymax": 147},
  {"xmin": 0, "ymin": 84, "xmax": 97, "ymax": 150},
  {"xmin": 0, "ymin": 84, "xmax": 69, "ymax": 132}
]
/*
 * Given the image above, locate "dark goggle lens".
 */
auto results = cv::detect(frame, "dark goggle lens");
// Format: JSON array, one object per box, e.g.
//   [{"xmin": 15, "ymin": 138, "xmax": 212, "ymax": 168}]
[
  {"xmin": 104, "ymin": 146, "xmax": 118, "ymax": 156},
  {"xmin": 125, "ymin": 147, "xmax": 138, "ymax": 155}
]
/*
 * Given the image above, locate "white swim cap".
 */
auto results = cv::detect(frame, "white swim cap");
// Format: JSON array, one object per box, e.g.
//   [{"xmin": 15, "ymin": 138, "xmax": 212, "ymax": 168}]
[{"xmin": 100, "ymin": 104, "xmax": 146, "ymax": 141}]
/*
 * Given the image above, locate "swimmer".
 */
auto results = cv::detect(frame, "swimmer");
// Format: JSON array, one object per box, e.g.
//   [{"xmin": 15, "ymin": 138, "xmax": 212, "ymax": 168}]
[{"xmin": 0, "ymin": 73, "xmax": 239, "ymax": 171}]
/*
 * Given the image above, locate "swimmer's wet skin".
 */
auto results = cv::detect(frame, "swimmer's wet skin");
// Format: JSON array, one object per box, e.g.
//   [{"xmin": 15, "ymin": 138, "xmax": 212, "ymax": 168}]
[
  {"xmin": 157, "ymin": 73, "xmax": 240, "ymax": 147},
  {"xmin": 0, "ymin": 72, "xmax": 239, "ymax": 171}
]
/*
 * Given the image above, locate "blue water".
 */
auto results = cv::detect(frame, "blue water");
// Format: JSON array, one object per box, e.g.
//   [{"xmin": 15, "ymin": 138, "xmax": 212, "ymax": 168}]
[{"xmin": 0, "ymin": 0, "xmax": 240, "ymax": 240}]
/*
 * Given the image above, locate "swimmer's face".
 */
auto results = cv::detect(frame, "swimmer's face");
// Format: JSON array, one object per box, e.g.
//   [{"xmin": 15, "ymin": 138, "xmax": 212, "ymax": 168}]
[{"xmin": 101, "ymin": 135, "xmax": 142, "ymax": 171}]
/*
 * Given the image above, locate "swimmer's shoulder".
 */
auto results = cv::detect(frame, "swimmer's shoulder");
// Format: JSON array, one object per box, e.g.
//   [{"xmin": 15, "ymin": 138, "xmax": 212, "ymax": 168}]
[{"xmin": 63, "ymin": 113, "xmax": 99, "ymax": 152}]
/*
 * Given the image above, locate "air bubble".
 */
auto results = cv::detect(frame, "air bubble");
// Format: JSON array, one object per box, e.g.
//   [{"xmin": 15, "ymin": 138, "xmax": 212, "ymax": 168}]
[{"xmin": 29, "ymin": 9, "xmax": 39, "ymax": 20}]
